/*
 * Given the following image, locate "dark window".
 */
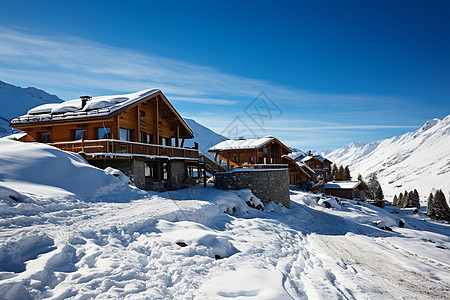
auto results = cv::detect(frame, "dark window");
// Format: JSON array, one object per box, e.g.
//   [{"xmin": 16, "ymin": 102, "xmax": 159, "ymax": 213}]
[
  {"xmin": 163, "ymin": 138, "xmax": 171, "ymax": 146},
  {"xmin": 120, "ymin": 128, "xmax": 132, "ymax": 141},
  {"xmin": 98, "ymin": 127, "xmax": 110, "ymax": 139},
  {"xmin": 235, "ymin": 156, "xmax": 239, "ymax": 162},
  {"xmin": 140, "ymin": 131, "xmax": 147, "ymax": 143},
  {"xmin": 40, "ymin": 131, "xmax": 51, "ymax": 143},
  {"xmin": 74, "ymin": 129, "xmax": 86, "ymax": 141},
  {"xmin": 250, "ymin": 156, "xmax": 254, "ymax": 163},
  {"xmin": 147, "ymin": 134, "xmax": 153, "ymax": 144},
  {"xmin": 139, "ymin": 111, "xmax": 146, "ymax": 117},
  {"xmin": 263, "ymin": 147, "xmax": 268, "ymax": 153}
]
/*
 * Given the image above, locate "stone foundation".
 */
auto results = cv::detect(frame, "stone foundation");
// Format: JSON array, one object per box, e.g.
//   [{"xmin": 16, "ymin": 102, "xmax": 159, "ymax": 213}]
[{"xmin": 214, "ymin": 168, "xmax": 290, "ymax": 208}]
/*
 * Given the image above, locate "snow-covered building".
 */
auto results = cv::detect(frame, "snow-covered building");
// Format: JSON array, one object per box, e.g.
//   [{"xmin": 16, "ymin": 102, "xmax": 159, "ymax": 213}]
[
  {"xmin": 10, "ymin": 89, "xmax": 200, "ymax": 191},
  {"xmin": 293, "ymin": 151, "xmax": 332, "ymax": 179},
  {"xmin": 208, "ymin": 136, "xmax": 313, "ymax": 186},
  {"xmin": 324, "ymin": 181, "xmax": 366, "ymax": 200}
]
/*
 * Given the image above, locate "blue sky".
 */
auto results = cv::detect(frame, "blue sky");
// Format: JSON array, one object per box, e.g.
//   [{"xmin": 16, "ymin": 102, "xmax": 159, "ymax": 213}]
[{"xmin": 0, "ymin": 0, "xmax": 449, "ymax": 150}]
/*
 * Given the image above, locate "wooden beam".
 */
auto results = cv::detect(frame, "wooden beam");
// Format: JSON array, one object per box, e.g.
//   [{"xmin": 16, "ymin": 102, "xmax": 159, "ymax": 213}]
[
  {"xmin": 137, "ymin": 106, "xmax": 141, "ymax": 142},
  {"xmin": 175, "ymin": 126, "xmax": 180, "ymax": 147},
  {"xmin": 155, "ymin": 97, "xmax": 159, "ymax": 155}
]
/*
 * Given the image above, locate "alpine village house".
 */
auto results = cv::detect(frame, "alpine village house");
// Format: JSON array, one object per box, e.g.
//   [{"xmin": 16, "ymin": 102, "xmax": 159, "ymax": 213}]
[
  {"xmin": 10, "ymin": 89, "xmax": 201, "ymax": 191},
  {"xmin": 208, "ymin": 136, "xmax": 315, "ymax": 187}
]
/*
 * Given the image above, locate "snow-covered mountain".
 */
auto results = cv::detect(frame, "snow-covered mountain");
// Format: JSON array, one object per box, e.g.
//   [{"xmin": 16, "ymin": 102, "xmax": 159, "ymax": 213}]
[
  {"xmin": 326, "ymin": 116, "xmax": 450, "ymax": 201},
  {"xmin": 0, "ymin": 80, "xmax": 62, "ymax": 136},
  {"xmin": 184, "ymin": 118, "xmax": 228, "ymax": 158}
]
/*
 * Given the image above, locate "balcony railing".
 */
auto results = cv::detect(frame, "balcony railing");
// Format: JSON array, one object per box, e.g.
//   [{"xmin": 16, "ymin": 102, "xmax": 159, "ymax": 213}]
[
  {"xmin": 50, "ymin": 139, "xmax": 199, "ymax": 160},
  {"xmin": 242, "ymin": 163, "xmax": 289, "ymax": 169}
]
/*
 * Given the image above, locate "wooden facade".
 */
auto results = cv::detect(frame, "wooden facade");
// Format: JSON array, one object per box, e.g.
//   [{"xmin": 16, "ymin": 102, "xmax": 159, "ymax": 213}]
[
  {"xmin": 208, "ymin": 137, "xmax": 291, "ymax": 169},
  {"xmin": 281, "ymin": 156, "xmax": 313, "ymax": 186},
  {"xmin": 11, "ymin": 90, "xmax": 200, "ymax": 191}
]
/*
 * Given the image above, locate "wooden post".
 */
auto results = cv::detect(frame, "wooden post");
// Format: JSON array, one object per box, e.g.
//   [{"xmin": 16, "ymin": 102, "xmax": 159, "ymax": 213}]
[
  {"xmin": 175, "ymin": 126, "xmax": 179, "ymax": 147},
  {"xmin": 181, "ymin": 139, "xmax": 185, "ymax": 147},
  {"xmin": 203, "ymin": 166, "xmax": 207, "ymax": 187},
  {"xmin": 137, "ymin": 106, "xmax": 141, "ymax": 142}
]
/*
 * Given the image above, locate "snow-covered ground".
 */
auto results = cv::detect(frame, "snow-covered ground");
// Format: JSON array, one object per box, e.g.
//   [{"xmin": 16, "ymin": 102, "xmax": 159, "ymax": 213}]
[{"xmin": 1, "ymin": 139, "xmax": 449, "ymax": 299}]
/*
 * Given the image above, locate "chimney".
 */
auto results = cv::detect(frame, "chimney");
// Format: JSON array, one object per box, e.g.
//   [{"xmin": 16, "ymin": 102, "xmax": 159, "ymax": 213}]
[{"xmin": 80, "ymin": 95, "xmax": 92, "ymax": 109}]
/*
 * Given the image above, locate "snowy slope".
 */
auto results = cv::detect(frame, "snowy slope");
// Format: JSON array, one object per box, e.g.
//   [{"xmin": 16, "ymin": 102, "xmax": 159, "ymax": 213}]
[
  {"xmin": 0, "ymin": 81, "xmax": 62, "ymax": 136},
  {"xmin": 183, "ymin": 118, "xmax": 228, "ymax": 158},
  {"xmin": 326, "ymin": 115, "xmax": 450, "ymax": 201}
]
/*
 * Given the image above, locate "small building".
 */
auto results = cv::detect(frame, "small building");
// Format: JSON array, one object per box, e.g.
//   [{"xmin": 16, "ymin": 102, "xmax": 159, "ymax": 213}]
[
  {"xmin": 294, "ymin": 152, "xmax": 332, "ymax": 180},
  {"xmin": 208, "ymin": 136, "xmax": 292, "ymax": 169},
  {"xmin": 281, "ymin": 155, "xmax": 315, "ymax": 187},
  {"xmin": 10, "ymin": 89, "xmax": 200, "ymax": 191},
  {"xmin": 324, "ymin": 181, "xmax": 366, "ymax": 200}
]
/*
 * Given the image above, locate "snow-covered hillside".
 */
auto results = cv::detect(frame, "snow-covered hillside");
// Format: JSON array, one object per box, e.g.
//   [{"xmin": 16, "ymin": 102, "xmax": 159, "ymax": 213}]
[
  {"xmin": 0, "ymin": 138, "xmax": 449, "ymax": 299},
  {"xmin": 326, "ymin": 115, "xmax": 450, "ymax": 202},
  {"xmin": 184, "ymin": 118, "xmax": 228, "ymax": 158},
  {"xmin": 0, "ymin": 81, "xmax": 62, "ymax": 137}
]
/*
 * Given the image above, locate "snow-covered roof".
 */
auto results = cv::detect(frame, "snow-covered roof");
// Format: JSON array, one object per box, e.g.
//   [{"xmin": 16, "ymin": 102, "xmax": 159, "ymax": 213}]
[
  {"xmin": 325, "ymin": 181, "xmax": 360, "ymax": 190},
  {"xmin": 301, "ymin": 154, "xmax": 330, "ymax": 163},
  {"xmin": 209, "ymin": 136, "xmax": 279, "ymax": 151},
  {"xmin": 11, "ymin": 89, "xmax": 160, "ymax": 125}
]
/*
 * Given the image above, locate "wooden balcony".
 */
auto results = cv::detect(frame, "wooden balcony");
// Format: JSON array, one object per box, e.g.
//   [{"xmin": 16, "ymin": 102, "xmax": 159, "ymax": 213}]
[
  {"xmin": 50, "ymin": 139, "xmax": 199, "ymax": 160},
  {"xmin": 241, "ymin": 163, "xmax": 289, "ymax": 169}
]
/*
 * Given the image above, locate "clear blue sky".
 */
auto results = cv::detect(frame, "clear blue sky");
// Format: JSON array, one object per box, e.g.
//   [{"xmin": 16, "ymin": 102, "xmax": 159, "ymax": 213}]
[{"xmin": 0, "ymin": 0, "xmax": 449, "ymax": 150}]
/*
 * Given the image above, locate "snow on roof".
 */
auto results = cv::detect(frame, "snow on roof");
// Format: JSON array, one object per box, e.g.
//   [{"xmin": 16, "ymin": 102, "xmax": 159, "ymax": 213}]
[
  {"xmin": 300, "ymin": 155, "xmax": 329, "ymax": 163},
  {"xmin": 11, "ymin": 89, "xmax": 160, "ymax": 125},
  {"xmin": 209, "ymin": 136, "xmax": 276, "ymax": 151},
  {"xmin": 325, "ymin": 181, "xmax": 360, "ymax": 190},
  {"xmin": 296, "ymin": 162, "xmax": 315, "ymax": 173}
]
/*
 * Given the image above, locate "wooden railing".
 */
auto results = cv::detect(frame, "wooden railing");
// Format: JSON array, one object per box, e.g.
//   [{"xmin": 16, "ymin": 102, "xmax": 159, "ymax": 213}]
[
  {"xmin": 50, "ymin": 139, "xmax": 199, "ymax": 159},
  {"xmin": 199, "ymin": 154, "xmax": 226, "ymax": 174},
  {"xmin": 244, "ymin": 163, "xmax": 289, "ymax": 169}
]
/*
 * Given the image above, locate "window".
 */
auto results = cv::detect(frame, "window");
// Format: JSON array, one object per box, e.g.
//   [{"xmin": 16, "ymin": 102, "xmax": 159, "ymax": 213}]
[
  {"xmin": 74, "ymin": 129, "xmax": 86, "ymax": 141},
  {"xmin": 162, "ymin": 137, "xmax": 171, "ymax": 146},
  {"xmin": 140, "ymin": 131, "xmax": 147, "ymax": 143},
  {"xmin": 40, "ymin": 131, "xmax": 51, "ymax": 143},
  {"xmin": 98, "ymin": 127, "xmax": 110, "ymax": 139},
  {"xmin": 147, "ymin": 134, "xmax": 153, "ymax": 144},
  {"xmin": 235, "ymin": 156, "xmax": 239, "ymax": 162},
  {"xmin": 263, "ymin": 147, "xmax": 268, "ymax": 153},
  {"xmin": 120, "ymin": 128, "xmax": 132, "ymax": 141},
  {"xmin": 250, "ymin": 156, "xmax": 254, "ymax": 163},
  {"xmin": 139, "ymin": 110, "xmax": 146, "ymax": 117}
]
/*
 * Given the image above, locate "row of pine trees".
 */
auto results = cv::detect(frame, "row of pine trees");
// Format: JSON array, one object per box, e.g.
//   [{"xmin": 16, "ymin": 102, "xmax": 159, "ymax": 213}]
[
  {"xmin": 392, "ymin": 190, "xmax": 420, "ymax": 208},
  {"xmin": 329, "ymin": 164, "xmax": 351, "ymax": 181},
  {"xmin": 392, "ymin": 189, "xmax": 450, "ymax": 221}
]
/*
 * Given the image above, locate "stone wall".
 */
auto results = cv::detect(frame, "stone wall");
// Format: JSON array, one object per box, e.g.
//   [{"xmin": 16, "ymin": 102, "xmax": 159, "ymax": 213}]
[
  {"xmin": 214, "ymin": 168, "xmax": 290, "ymax": 208},
  {"xmin": 167, "ymin": 160, "xmax": 188, "ymax": 190}
]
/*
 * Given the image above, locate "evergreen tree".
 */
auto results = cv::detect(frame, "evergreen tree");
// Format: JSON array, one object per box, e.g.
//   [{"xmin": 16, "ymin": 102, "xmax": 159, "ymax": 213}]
[
  {"xmin": 344, "ymin": 166, "xmax": 351, "ymax": 180},
  {"xmin": 432, "ymin": 190, "xmax": 450, "ymax": 221},
  {"xmin": 426, "ymin": 193, "xmax": 435, "ymax": 216},
  {"xmin": 367, "ymin": 173, "xmax": 380, "ymax": 200},
  {"xmin": 398, "ymin": 192, "xmax": 404, "ymax": 208},
  {"xmin": 331, "ymin": 164, "xmax": 338, "ymax": 180},
  {"xmin": 411, "ymin": 189, "xmax": 420, "ymax": 208},
  {"xmin": 392, "ymin": 194, "xmax": 398, "ymax": 206},
  {"xmin": 401, "ymin": 190, "xmax": 409, "ymax": 208},
  {"xmin": 407, "ymin": 190, "xmax": 415, "ymax": 207},
  {"xmin": 336, "ymin": 165, "xmax": 345, "ymax": 181},
  {"xmin": 375, "ymin": 185, "xmax": 384, "ymax": 201}
]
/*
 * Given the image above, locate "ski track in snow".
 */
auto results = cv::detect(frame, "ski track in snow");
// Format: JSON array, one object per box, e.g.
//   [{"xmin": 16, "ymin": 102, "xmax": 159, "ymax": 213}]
[{"xmin": 1, "ymin": 188, "xmax": 450, "ymax": 299}]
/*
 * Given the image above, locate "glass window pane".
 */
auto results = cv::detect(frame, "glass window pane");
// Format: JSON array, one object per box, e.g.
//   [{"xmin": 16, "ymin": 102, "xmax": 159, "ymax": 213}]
[
  {"xmin": 98, "ymin": 127, "xmax": 110, "ymax": 139},
  {"xmin": 120, "ymin": 128, "xmax": 127, "ymax": 141}
]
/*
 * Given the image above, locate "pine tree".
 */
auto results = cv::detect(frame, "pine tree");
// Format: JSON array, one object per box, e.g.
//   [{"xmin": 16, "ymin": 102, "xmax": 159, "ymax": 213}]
[
  {"xmin": 336, "ymin": 165, "xmax": 345, "ymax": 181},
  {"xmin": 432, "ymin": 190, "xmax": 450, "ymax": 221},
  {"xmin": 375, "ymin": 185, "xmax": 384, "ymax": 201},
  {"xmin": 407, "ymin": 190, "xmax": 415, "ymax": 207},
  {"xmin": 392, "ymin": 194, "xmax": 398, "ymax": 206},
  {"xmin": 367, "ymin": 173, "xmax": 380, "ymax": 200},
  {"xmin": 411, "ymin": 189, "xmax": 420, "ymax": 208},
  {"xmin": 344, "ymin": 166, "xmax": 351, "ymax": 180},
  {"xmin": 398, "ymin": 192, "xmax": 404, "ymax": 208},
  {"xmin": 331, "ymin": 164, "xmax": 338, "ymax": 180},
  {"xmin": 426, "ymin": 192, "xmax": 435, "ymax": 216},
  {"xmin": 401, "ymin": 190, "xmax": 409, "ymax": 208}
]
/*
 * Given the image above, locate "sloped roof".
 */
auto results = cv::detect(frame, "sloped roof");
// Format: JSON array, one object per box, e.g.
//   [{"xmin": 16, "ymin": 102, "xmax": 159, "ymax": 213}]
[
  {"xmin": 325, "ymin": 181, "xmax": 360, "ymax": 190},
  {"xmin": 301, "ymin": 154, "xmax": 331, "ymax": 163},
  {"xmin": 10, "ymin": 89, "xmax": 194, "ymax": 137},
  {"xmin": 209, "ymin": 136, "xmax": 291, "ymax": 152}
]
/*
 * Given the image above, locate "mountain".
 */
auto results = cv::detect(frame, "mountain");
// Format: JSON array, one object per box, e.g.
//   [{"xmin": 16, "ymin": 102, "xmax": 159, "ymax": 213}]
[
  {"xmin": 0, "ymin": 80, "xmax": 62, "ymax": 136},
  {"xmin": 326, "ymin": 116, "xmax": 450, "ymax": 201},
  {"xmin": 184, "ymin": 118, "xmax": 228, "ymax": 158}
]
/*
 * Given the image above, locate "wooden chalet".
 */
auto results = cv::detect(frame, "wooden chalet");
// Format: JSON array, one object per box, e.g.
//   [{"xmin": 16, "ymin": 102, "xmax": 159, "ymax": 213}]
[
  {"xmin": 324, "ymin": 181, "xmax": 366, "ymax": 200},
  {"xmin": 208, "ymin": 136, "xmax": 313, "ymax": 186},
  {"xmin": 293, "ymin": 152, "xmax": 332, "ymax": 180},
  {"xmin": 208, "ymin": 136, "xmax": 291, "ymax": 169},
  {"xmin": 10, "ymin": 89, "xmax": 200, "ymax": 191}
]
